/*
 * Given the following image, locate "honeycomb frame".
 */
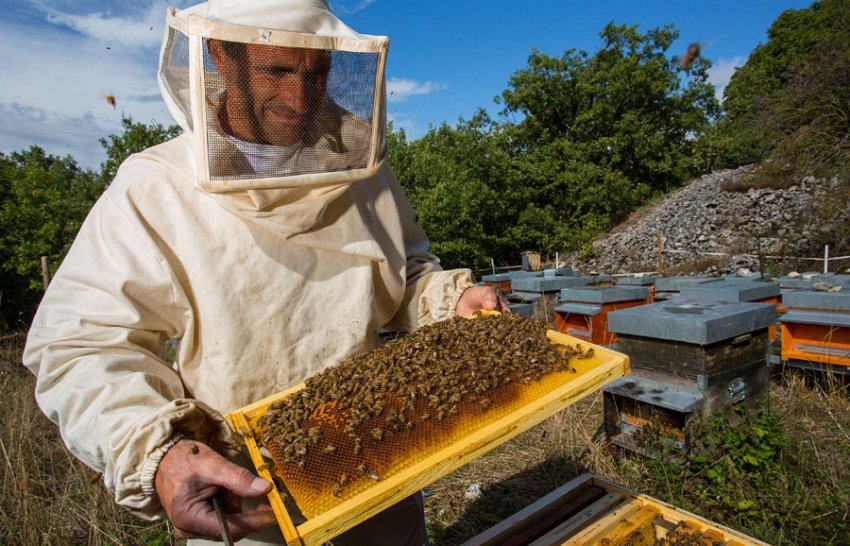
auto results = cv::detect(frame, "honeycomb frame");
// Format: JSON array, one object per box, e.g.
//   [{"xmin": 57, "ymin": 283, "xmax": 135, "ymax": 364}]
[{"xmin": 227, "ymin": 328, "xmax": 629, "ymax": 546}]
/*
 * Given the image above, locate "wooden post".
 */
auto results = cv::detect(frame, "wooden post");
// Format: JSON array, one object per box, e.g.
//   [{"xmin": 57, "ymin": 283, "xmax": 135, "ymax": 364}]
[
  {"xmin": 41, "ymin": 256, "xmax": 51, "ymax": 291},
  {"xmin": 656, "ymin": 230, "xmax": 663, "ymax": 276},
  {"xmin": 824, "ymin": 245, "xmax": 830, "ymax": 274}
]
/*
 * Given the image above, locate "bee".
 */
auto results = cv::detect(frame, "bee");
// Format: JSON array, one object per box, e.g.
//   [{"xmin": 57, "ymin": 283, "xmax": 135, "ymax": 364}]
[
  {"xmin": 679, "ymin": 42, "xmax": 701, "ymax": 73},
  {"xmin": 323, "ymin": 444, "xmax": 337, "ymax": 455},
  {"xmin": 105, "ymin": 94, "xmax": 117, "ymax": 109},
  {"xmin": 357, "ymin": 463, "xmax": 379, "ymax": 481},
  {"xmin": 332, "ymin": 473, "xmax": 349, "ymax": 497}
]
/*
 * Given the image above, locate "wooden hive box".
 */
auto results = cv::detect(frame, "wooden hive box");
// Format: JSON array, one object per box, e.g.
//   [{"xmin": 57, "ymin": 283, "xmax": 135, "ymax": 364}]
[
  {"xmin": 462, "ymin": 473, "xmax": 769, "ymax": 546},
  {"xmin": 226, "ymin": 327, "xmax": 629, "ymax": 546}
]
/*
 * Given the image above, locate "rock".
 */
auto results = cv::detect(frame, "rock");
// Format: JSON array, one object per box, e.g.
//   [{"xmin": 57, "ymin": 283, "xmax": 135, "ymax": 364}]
[{"xmin": 566, "ymin": 165, "xmax": 845, "ymax": 276}]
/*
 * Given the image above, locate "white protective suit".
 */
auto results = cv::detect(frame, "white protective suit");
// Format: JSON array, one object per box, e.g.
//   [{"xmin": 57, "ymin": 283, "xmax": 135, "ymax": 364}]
[{"xmin": 23, "ymin": 0, "xmax": 474, "ymax": 541}]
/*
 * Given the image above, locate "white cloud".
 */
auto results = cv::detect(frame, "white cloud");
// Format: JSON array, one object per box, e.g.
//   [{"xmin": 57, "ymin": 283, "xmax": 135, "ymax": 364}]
[
  {"xmin": 387, "ymin": 77, "xmax": 448, "ymax": 103},
  {"xmin": 0, "ymin": 103, "xmax": 109, "ymax": 168},
  {"xmin": 0, "ymin": 14, "xmax": 174, "ymax": 168},
  {"xmin": 707, "ymin": 56, "xmax": 746, "ymax": 102},
  {"xmin": 387, "ymin": 112, "xmax": 421, "ymax": 138},
  {"xmin": 36, "ymin": 1, "xmax": 172, "ymax": 50},
  {"xmin": 329, "ymin": 0, "xmax": 379, "ymax": 16}
]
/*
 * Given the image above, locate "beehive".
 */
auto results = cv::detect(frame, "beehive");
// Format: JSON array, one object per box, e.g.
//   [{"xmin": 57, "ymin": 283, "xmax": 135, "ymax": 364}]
[
  {"xmin": 463, "ymin": 473, "xmax": 768, "ymax": 546},
  {"xmin": 227, "ymin": 313, "xmax": 629, "ymax": 545}
]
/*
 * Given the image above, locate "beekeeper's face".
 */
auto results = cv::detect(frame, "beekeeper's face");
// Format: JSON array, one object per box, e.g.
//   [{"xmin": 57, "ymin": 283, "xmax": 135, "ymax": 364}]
[{"xmin": 209, "ymin": 40, "xmax": 331, "ymax": 147}]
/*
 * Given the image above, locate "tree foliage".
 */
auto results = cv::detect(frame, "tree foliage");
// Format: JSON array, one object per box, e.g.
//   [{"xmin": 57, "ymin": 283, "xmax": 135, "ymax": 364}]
[
  {"xmin": 0, "ymin": 148, "xmax": 103, "ymax": 328},
  {"xmin": 716, "ymin": 0, "xmax": 850, "ymax": 177},
  {"xmin": 0, "ymin": 116, "xmax": 180, "ymax": 330},
  {"xmin": 390, "ymin": 22, "xmax": 718, "ymax": 269}
]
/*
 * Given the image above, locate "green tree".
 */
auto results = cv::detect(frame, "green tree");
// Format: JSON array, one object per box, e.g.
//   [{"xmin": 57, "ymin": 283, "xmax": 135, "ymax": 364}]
[
  {"xmin": 0, "ymin": 117, "xmax": 181, "ymax": 329},
  {"xmin": 389, "ymin": 22, "xmax": 719, "ymax": 266},
  {"xmin": 99, "ymin": 115, "xmax": 181, "ymax": 185},
  {"xmin": 498, "ymin": 22, "xmax": 717, "ymax": 254},
  {"xmin": 0, "ymin": 148, "xmax": 103, "ymax": 329},
  {"xmin": 501, "ymin": 22, "xmax": 717, "ymax": 194},
  {"xmin": 392, "ymin": 112, "xmax": 518, "ymax": 269},
  {"xmin": 716, "ymin": 0, "xmax": 849, "ymax": 176}
]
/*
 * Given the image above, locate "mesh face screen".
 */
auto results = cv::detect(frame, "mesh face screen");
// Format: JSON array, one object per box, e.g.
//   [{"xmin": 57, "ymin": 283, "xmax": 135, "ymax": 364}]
[
  {"xmin": 203, "ymin": 39, "xmax": 377, "ymax": 181},
  {"xmin": 159, "ymin": 27, "xmax": 193, "ymax": 132},
  {"xmin": 254, "ymin": 314, "xmax": 594, "ymax": 519}
]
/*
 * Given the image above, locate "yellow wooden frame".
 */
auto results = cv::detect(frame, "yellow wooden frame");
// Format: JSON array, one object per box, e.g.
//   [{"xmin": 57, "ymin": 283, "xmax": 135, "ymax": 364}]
[{"xmin": 226, "ymin": 330, "xmax": 629, "ymax": 545}]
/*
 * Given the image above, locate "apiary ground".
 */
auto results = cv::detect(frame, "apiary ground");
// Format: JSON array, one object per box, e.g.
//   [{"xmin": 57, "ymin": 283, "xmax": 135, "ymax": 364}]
[{"xmin": 250, "ymin": 314, "xmax": 600, "ymax": 519}]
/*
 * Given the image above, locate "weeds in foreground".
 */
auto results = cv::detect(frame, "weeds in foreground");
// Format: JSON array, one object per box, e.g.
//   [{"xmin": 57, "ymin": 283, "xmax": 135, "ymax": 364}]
[
  {"xmin": 4, "ymin": 329, "xmax": 850, "ymax": 545},
  {"xmin": 0, "ymin": 333, "xmax": 179, "ymax": 546},
  {"xmin": 426, "ymin": 375, "xmax": 850, "ymax": 545}
]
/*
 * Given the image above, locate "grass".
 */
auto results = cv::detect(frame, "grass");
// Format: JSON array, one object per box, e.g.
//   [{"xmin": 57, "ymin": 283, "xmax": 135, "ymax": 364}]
[
  {"xmin": 3, "ymin": 331, "xmax": 850, "ymax": 545},
  {"xmin": 424, "ymin": 371, "xmax": 850, "ymax": 545},
  {"xmin": 0, "ymin": 333, "xmax": 179, "ymax": 546}
]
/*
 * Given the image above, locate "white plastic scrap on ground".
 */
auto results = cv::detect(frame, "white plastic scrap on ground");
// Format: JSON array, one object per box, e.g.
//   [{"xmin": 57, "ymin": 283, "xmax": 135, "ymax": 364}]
[{"xmin": 464, "ymin": 483, "xmax": 482, "ymax": 501}]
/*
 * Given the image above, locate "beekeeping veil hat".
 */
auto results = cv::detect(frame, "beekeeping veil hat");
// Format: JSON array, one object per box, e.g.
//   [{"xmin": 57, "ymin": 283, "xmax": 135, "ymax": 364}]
[{"xmin": 158, "ymin": 0, "xmax": 388, "ymax": 232}]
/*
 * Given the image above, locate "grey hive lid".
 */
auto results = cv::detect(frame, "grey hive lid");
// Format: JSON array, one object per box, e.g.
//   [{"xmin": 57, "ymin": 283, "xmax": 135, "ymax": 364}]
[
  {"xmin": 554, "ymin": 303, "xmax": 603, "ymax": 316},
  {"xmin": 508, "ymin": 270, "xmax": 541, "ymax": 280},
  {"xmin": 680, "ymin": 278, "xmax": 780, "ymax": 302},
  {"xmin": 603, "ymin": 375, "xmax": 704, "ymax": 413},
  {"xmin": 783, "ymin": 289, "xmax": 850, "ymax": 311},
  {"xmin": 779, "ymin": 309, "xmax": 850, "ymax": 327},
  {"xmin": 512, "ymin": 276, "xmax": 588, "ymax": 292},
  {"xmin": 654, "ymin": 276, "xmax": 712, "ymax": 292},
  {"xmin": 618, "ymin": 276, "xmax": 658, "ymax": 286},
  {"xmin": 607, "ymin": 299, "xmax": 777, "ymax": 345},
  {"xmin": 482, "ymin": 273, "xmax": 510, "ymax": 282},
  {"xmin": 559, "ymin": 285, "xmax": 649, "ymax": 304}
]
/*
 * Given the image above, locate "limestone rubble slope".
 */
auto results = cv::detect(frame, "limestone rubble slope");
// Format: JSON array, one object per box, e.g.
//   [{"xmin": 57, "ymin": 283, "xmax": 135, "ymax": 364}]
[{"xmin": 568, "ymin": 166, "xmax": 848, "ymax": 276}]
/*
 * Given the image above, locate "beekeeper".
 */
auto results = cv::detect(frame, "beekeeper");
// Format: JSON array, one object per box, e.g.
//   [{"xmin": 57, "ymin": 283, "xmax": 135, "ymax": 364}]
[{"xmin": 22, "ymin": 0, "xmax": 504, "ymax": 544}]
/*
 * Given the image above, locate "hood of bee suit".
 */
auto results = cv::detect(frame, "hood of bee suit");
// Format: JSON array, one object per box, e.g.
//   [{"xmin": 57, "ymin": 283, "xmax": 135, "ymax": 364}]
[{"xmin": 157, "ymin": 0, "xmax": 389, "ymax": 234}]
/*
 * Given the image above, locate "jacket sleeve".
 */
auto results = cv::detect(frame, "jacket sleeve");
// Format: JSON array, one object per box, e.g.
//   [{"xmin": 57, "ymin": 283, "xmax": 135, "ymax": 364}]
[
  {"xmin": 22, "ymin": 190, "xmax": 236, "ymax": 519},
  {"xmin": 382, "ymin": 176, "xmax": 476, "ymax": 332}
]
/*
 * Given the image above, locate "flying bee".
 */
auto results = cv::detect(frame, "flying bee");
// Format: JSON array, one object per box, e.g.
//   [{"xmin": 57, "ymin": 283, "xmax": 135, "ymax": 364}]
[
  {"xmin": 105, "ymin": 94, "xmax": 117, "ymax": 109},
  {"xmin": 678, "ymin": 42, "xmax": 701, "ymax": 73}
]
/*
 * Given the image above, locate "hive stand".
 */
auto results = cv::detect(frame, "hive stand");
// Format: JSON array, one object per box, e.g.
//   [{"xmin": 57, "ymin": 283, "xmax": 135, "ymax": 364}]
[
  {"xmin": 604, "ymin": 300, "xmax": 775, "ymax": 453},
  {"xmin": 779, "ymin": 290, "xmax": 850, "ymax": 374},
  {"xmin": 555, "ymin": 286, "xmax": 651, "ymax": 345}
]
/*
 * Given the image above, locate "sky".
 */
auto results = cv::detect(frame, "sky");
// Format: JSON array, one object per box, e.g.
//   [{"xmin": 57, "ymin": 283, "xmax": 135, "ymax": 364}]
[{"xmin": 0, "ymin": 0, "xmax": 814, "ymax": 170}]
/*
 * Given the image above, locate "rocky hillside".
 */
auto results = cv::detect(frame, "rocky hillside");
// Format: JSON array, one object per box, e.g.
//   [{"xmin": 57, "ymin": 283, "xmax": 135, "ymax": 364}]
[{"xmin": 570, "ymin": 166, "xmax": 849, "ymax": 276}]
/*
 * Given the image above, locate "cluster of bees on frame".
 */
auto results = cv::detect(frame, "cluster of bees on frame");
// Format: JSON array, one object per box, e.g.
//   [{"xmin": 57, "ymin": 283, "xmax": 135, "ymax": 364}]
[{"xmin": 257, "ymin": 313, "xmax": 593, "ymax": 499}]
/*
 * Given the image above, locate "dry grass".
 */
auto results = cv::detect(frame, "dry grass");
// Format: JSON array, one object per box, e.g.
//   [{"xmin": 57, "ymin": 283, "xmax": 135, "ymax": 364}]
[
  {"xmin": 0, "ymin": 333, "xmax": 178, "ymax": 546},
  {"xmin": 4, "ymin": 329, "xmax": 850, "ymax": 545},
  {"xmin": 425, "ymin": 370, "xmax": 850, "ymax": 545}
]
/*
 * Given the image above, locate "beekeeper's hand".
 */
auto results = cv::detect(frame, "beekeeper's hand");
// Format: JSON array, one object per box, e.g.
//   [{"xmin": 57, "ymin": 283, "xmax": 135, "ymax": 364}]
[
  {"xmin": 155, "ymin": 439, "xmax": 277, "ymax": 540},
  {"xmin": 455, "ymin": 285, "xmax": 510, "ymax": 317}
]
